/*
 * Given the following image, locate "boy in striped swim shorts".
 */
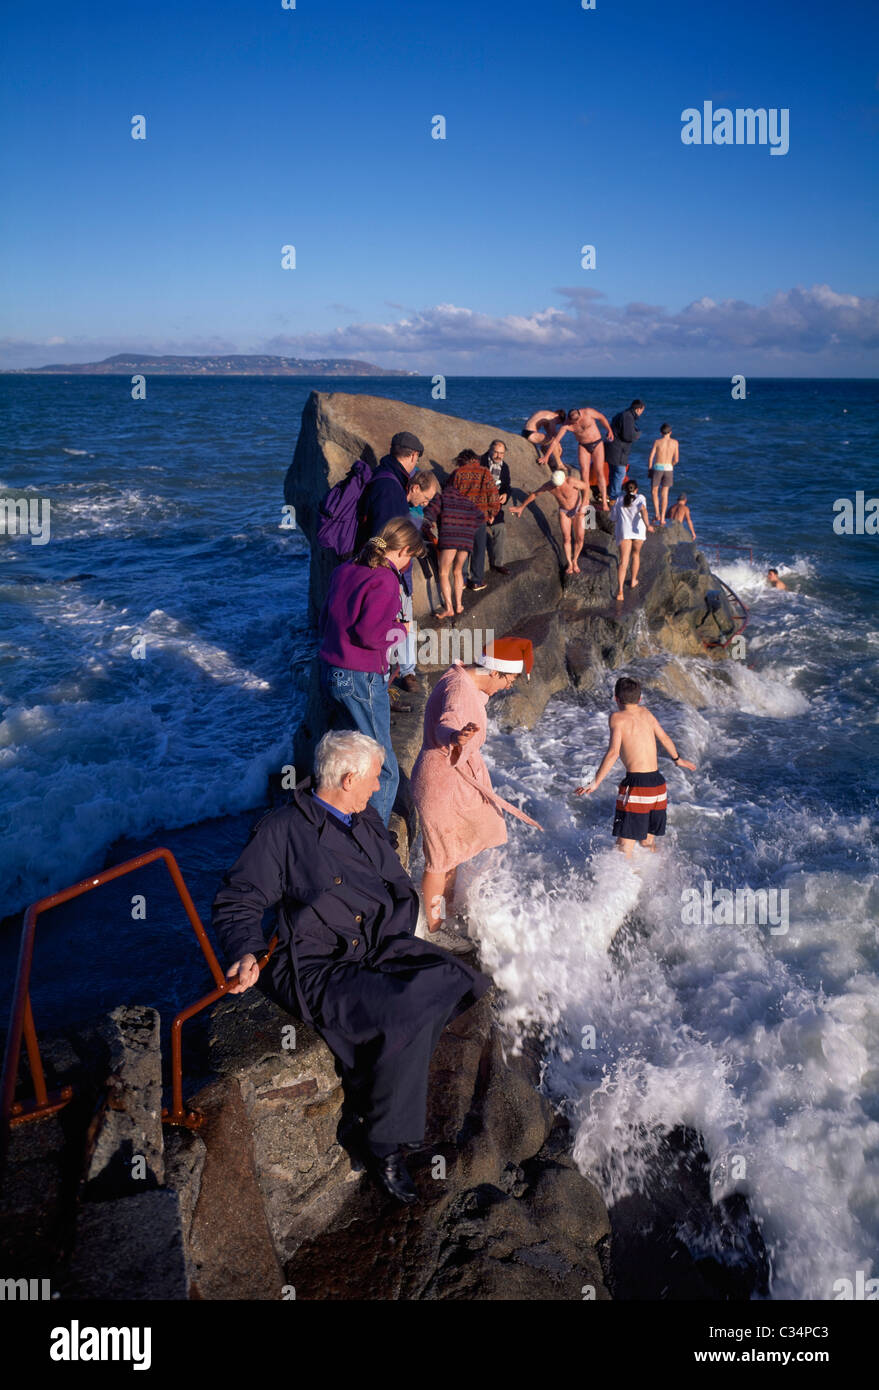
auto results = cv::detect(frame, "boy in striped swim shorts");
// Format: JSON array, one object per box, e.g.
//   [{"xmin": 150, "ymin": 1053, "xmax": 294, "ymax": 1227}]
[{"xmin": 575, "ymin": 676, "xmax": 696, "ymax": 856}]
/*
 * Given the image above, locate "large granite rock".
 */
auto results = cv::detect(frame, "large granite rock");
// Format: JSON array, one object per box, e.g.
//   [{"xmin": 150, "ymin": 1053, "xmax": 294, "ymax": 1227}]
[
  {"xmin": 287, "ymin": 393, "xmax": 728, "ymax": 775},
  {"xmin": 284, "ymin": 390, "xmax": 558, "ymax": 623},
  {"xmin": 183, "ymin": 988, "xmax": 610, "ymax": 1301},
  {"xmin": 81, "ymin": 1005, "xmax": 164, "ymax": 1199}
]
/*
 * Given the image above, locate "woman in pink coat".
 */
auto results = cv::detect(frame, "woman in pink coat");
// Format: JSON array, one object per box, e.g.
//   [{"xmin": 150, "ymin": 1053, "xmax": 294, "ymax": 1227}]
[{"xmin": 411, "ymin": 638, "xmax": 542, "ymax": 947}]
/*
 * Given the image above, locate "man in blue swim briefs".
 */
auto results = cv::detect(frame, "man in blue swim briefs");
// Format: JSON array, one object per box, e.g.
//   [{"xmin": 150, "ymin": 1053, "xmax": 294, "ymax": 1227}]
[{"xmin": 575, "ymin": 675, "xmax": 696, "ymax": 856}]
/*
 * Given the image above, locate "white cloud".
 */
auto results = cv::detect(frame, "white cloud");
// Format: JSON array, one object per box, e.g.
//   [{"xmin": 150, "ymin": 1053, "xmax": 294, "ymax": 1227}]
[
  {"xmin": 261, "ymin": 284, "xmax": 879, "ymax": 372},
  {"xmin": 3, "ymin": 285, "xmax": 876, "ymax": 374}
]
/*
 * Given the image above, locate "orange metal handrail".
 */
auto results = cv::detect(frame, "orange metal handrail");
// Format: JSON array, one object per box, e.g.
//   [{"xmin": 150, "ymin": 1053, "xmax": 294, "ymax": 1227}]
[
  {"xmin": 0, "ymin": 847, "xmax": 236, "ymax": 1160},
  {"xmin": 703, "ymin": 576, "xmax": 750, "ymax": 651},
  {"xmin": 164, "ymin": 934, "xmax": 278, "ymax": 1127}
]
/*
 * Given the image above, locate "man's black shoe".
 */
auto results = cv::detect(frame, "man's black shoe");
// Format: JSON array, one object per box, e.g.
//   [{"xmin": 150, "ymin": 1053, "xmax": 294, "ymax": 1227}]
[
  {"xmin": 371, "ymin": 1150, "xmax": 418, "ymax": 1204},
  {"xmin": 491, "ymin": 565, "xmax": 511, "ymax": 575}
]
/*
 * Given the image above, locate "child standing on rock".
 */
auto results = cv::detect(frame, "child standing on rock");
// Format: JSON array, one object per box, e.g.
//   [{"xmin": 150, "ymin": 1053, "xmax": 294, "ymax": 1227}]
[{"xmin": 648, "ymin": 423, "xmax": 679, "ymax": 526}]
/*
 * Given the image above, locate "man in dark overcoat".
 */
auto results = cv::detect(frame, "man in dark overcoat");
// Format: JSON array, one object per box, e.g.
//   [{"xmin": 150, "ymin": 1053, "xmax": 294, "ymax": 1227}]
[{"xmin": 212, "ymin": 729, "xmax": 490, "ymax": 1203}]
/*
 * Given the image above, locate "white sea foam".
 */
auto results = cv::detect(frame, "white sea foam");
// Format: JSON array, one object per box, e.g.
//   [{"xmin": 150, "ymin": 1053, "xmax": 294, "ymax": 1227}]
[{"xmin": 432, "ymin": 676, "xmax": 879, "ymax": 1301}]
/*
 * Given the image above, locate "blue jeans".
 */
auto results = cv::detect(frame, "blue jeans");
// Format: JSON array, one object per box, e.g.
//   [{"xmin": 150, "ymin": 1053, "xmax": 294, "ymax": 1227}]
[
  {"xmin": 608, "ymin": 462, "xmax": 628, "ymax": 499},
  {"xmin": 320, "ymin": 664, "xmax": 399, "ymax": 825}
]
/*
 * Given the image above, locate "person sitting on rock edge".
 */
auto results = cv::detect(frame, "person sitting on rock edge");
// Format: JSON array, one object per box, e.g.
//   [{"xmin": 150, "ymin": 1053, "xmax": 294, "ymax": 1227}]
[{"xmin": 213, "ymin": 729, "xmax": 492, "ymax": 1206}]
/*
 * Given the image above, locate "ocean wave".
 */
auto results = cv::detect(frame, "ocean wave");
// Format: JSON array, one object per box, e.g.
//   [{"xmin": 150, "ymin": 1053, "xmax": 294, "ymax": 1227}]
[{"xmin": 424, "ymin": 686, "xmax": 879, "ymax": 1300}]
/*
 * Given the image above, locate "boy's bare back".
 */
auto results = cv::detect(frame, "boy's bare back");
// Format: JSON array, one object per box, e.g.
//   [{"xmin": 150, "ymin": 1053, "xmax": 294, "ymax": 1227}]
[
  {"xmin": 610, "ymin": 703, "xmax": 662, "ymax": 772},
  {"xmin": 651, "ymin": 434, "xmax": 678, "ymax": 467}
]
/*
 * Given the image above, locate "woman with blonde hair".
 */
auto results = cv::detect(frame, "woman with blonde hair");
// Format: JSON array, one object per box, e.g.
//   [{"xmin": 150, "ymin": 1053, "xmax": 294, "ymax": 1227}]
[{"xmin": 318, "ymin": 516, "xmax": 425, "ymax": 825}]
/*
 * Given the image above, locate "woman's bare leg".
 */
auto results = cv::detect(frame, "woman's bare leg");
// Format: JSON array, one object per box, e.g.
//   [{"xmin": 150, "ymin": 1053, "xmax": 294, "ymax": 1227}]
[
  {"xmin": 435, "ymin": 550, "xmax": 454, "ymax": 617},
  {"xmin": 452, "ymin": 551, "xmax": 467, "ymax": 612},
  {"xmin": 630, "ymin": 539, "xmax": 643, "ymax": 588},
  {"xmin": 616, "ymin": 539, "xmax": 632, "ymax": 600},
  {"xmin": 423, "ymin": 867, "xmax": 457, "ymax": 930}
]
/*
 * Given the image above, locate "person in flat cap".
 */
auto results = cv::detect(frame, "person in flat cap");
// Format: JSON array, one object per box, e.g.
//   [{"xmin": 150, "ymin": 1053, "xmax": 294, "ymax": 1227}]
[{"xmin": 411, "ymin": 638, "xmax": 542, "ymax": 952}]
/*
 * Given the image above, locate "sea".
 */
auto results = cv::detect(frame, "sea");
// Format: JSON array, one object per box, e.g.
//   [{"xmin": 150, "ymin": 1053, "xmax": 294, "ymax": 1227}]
[{"xmin": 1, "ymin": 374, "xmax": 877, "ymax": 1300}]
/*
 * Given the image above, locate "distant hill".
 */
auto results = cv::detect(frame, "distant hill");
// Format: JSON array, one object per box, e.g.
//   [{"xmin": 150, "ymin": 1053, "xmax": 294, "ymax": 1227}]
[{"xmin": 9, "ymin": 353, "xmax": 418, "ymax": 377}]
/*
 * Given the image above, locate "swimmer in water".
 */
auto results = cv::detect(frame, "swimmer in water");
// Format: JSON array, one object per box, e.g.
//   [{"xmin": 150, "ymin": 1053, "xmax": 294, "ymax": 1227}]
[
  {"xmin": 574, "ymin": 675, "xmax": 696, "ymax": 857},
  {"xmin": 767, "ymin": 568, "xmax": 787, "ymax": 590}
]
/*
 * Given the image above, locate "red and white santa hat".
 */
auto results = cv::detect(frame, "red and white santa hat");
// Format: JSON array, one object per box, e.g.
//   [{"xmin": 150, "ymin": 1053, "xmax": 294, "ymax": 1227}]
[{"xmin": 477, "ymin": 636, "xmax": 534, "ymax": 679}]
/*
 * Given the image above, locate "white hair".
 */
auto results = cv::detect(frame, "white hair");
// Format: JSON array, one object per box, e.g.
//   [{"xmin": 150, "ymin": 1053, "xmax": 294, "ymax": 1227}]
[
  {"xmin": 551, "ymin": 469, "xmax": 566, "ymax": 486},
  {"xmin": 314, "ymin": 730, "xmax": 384, "ymax": 789}
]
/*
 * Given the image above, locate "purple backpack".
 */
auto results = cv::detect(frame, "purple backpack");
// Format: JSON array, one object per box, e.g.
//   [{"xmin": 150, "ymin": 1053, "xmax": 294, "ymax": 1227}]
[{"xmin": 316, "ymin": 458, "xmax": 374, "ymax": 558}]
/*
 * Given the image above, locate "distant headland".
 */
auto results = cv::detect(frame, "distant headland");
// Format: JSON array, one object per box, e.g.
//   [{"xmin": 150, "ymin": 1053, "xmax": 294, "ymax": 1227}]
[{"xmin": 6, "ymin": 352, "xmax": 419, "ymax": 377}]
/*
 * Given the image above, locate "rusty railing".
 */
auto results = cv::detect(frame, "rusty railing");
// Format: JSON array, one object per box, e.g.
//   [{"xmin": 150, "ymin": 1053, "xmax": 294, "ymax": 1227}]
[{"xmin": 1, "ymin": 847, "xmax": 276, "ymax": 1156}]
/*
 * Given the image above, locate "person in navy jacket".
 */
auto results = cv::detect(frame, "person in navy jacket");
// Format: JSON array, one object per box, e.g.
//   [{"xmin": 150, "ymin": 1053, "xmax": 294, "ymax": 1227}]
[
  {"xmin": 212, "ymin": 729, "xmax": 491, "ymax": 1204},
  {"xmin": 355, "ymin": 430, "xmax": 425, "ymax": 698},
  {"xmin": 604, "ymin": 400, "xmax": 645, "ymax": 499}
]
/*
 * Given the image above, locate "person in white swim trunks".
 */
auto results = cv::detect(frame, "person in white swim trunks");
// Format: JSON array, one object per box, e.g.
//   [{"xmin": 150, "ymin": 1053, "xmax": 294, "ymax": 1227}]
[
  {"xmin": 647, "ymin": 422, "xmax": 679, "ymax": 526},
  {"xmin": 611, "ymin": 477, "xmax": 654, "ymax": 601}
]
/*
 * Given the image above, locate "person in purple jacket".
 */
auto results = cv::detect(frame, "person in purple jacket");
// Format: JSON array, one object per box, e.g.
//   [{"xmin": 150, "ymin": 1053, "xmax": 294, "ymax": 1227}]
[{"xmin": 318, "ymin": 516, "xmax": 426, "ymax": 825}]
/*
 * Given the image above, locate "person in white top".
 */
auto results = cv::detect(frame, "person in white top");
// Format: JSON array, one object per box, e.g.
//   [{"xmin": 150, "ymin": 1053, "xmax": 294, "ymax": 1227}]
[{"xmin": 611, "ymin": 477, "xmax": 654, "ymax": 601}]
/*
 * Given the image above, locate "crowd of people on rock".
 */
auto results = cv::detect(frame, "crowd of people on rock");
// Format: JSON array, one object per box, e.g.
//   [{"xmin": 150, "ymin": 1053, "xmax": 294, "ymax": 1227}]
[{"xmin": 208, "ymin": 402, "xmax": 791, "ymax": 1206}]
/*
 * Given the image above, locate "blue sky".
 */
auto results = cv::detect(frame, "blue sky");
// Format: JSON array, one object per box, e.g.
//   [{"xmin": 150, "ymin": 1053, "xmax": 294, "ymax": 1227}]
[{"xmin": 1, "ymin": 0, "xmax": 877, "ymax": 374}]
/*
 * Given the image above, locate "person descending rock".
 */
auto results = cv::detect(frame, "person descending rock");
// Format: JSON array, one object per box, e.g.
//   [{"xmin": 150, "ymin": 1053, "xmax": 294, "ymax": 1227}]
[
  {"xmin": 522, "ymin": 408, "xmax": 567, "ymax": 463},
  {"xmin": 214, "ymin": 730, "xmax": 491, "ymax": 1205},
  {"xmin": 648, "ymin": 422, "xmax": 679, "ymax": 526},
  {"xmin": 668, "ymin": 493, "xmax": 696, "ymax": 539},
  {"xmin": 611, "ymin": 477, "xmax": 654, "ymax": 601},
  {"xmin": 574, "ymin": 676, "xmax": 696, "ymax": 857},
  {"xmin": 411, "ymin": 638, "xmax": 542, "ymax": 951},
  {"xmin": 509, "ymin": 466, "xmax": 594, "ymax": 575},
  {"xmin": 551, "ymin": 407, "xmax": 615, "ymax": 512}
]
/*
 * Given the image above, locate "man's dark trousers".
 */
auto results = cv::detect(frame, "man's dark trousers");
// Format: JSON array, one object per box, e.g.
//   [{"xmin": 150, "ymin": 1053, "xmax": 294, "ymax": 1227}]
[{"xmin": 467, "ymin": 523, "xmax": 488, "ymax": 583}]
